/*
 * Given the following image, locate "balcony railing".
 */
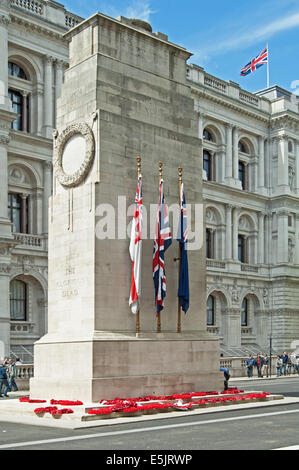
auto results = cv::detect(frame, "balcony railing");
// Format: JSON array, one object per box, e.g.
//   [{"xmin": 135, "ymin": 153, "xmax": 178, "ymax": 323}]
[
  {"xmin": 13, "ymin": 233, "xmax": 47, "ymax": 250},
  {"xmin": 10, "ymin": 0, "xmax": 83, "ymax": 29},
  {"xmin": 241, "ymin": 264, "xmax": 259, "ymax": 273},
  {"xmin": 11, "ymin": 0, "xmax": 43, "ymax": 15},
  {"xmin": 206, "ymin": 259, "xmax": 226, "ymax": 269}
]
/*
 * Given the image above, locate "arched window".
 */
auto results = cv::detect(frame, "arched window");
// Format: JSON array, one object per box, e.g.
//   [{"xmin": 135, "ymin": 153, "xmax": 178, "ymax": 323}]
[
  {"xmin": 203, "ymin": 150, "xmax": 213, "ymax": 181},
  {"xmin": 203, "ymin": 129, "xmax": 214, "ymax": 142},
  {"xmin": 241, "ymin": 298, "xmax": 248, "ymax": 327},
  {"xmin": 238, "ymin": 140, "xmax": 248, "ymax": 154},
  {"xmin": 8, "ymin": 192, "xmax": 29, "ymax": 234},
  {"xmin": 207, "ymin": 295, "xmax": 215, "ymax": 326},
  {"xmin": 8, "ymin": 62, "xmax": 28, "ymax": 80},
  {"xmin": 238, "ymin": 161, "xmax": 247, "ymax": 190},
  {"xmin": 238, "ymin": 234, "xmax": 247, "ymax": 263},
  {"xmin": 206, "ymin": 228, "xmax": 215, "ymax": 259},
  {"xmin": 10, "ymin": 280, "xmax": 27, "ymax": 321},
  {"xmin": 8, "ymin": 90, "xmax": 23, "ymax": 131}
]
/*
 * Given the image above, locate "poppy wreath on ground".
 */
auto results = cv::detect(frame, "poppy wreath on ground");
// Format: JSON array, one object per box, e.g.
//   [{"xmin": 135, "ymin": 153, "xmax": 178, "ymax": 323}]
[
  {"xmin": 50, "ymin": 400, "xmax": 83, "ymax": 406},
  {"xmin": 19, "ymin": 397, "xmax": 47, "ymax": 403},
  {"xmin": 34, "ymin": 406, "xmax": 58, "ymax": 414},
  {"xmin": 50, "ymin": 408, "xmax": 74, "ymax": 415}
]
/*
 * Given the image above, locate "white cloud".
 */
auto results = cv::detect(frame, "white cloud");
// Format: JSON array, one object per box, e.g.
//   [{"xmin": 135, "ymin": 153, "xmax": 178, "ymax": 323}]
[
  {"xmin": 124, "ymin": 1, "xmax": 156, "ymax": 22},
  {"xmin": 193, "ymin": 10, "xmax": 299, "ymax": 62}
]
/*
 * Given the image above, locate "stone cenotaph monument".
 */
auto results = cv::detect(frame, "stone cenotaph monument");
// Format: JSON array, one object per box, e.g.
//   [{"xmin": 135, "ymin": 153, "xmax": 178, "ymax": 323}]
[{"xmin": 30, "ymin": 13, "xmax": 222, "ymax": 402}]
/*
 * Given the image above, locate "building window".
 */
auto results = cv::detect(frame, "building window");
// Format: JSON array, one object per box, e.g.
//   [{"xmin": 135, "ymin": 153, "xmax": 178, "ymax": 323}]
[
  {"xmin": 8, "ymin": 193, "xmax": 28, "ymax": 234},
  {"xmin": 203, "ymin": 150, "xmax": 214, "ymax": 181},
  {"xmin": 207, "ymin": 295, "xmax": 215, "ymax": 326},
  {"xmin": 203, "ymin": 129, "xmax": 214, "ymax": 142},
  {"xmin": 238, "ymin": 141, "xmax": 248, "ymax": 154},
  {"xmin": 238, "ymin": 161, "xmax": 247, "ymax": 190},
  {"xmin": 288, "ymin": 140, "xmax": 293, "ymax": 153},
  {"xmin": 238, "ymin": 235, "xmax": 247, "ymax": 263},
  {"xmin": 241, "ymin": 298, "xmax": 248, "ymax": 327},
  {"xmin": 8, "ymin": 62, "xmax": 28, "ymax": 81},
  {"xmin": 206, "ymin": 228, "xmax": 215, "ymax": 259},
  {"xmin": 8, "ymin": 90, "xmax": 23, "ymax": 131},
  {"xmin": 10, "ymin": 280, "xmax": 27, "ymax": 321}
]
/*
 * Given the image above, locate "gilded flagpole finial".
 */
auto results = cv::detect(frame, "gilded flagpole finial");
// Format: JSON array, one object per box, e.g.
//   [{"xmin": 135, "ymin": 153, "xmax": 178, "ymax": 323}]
[
  {"xmin": 159, "ymin": 161, "xmax": 163, "ymax": 182},
  {"xmin": 137, "ymin": 156, "xmax": 141, "ymax": 179}
]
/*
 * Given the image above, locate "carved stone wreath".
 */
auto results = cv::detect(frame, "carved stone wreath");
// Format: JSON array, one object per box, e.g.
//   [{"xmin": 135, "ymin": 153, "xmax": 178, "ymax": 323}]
[{"xmin": 53, "ymin": 122, "xmax": 95, "ymax": 188}]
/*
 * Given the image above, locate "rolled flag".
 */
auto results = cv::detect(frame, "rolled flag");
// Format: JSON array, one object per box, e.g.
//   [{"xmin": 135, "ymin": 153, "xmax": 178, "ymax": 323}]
[
  {"xmin": 129, "ymin": 175, "xmax": 143, "ymax": 315},
  {"xmin": 177, "ymin": 182, "xmax": 189, "ymax": 313},
  {"xmin": 153, "ymin": 179, "xmax": 172, "ymax": 314}
]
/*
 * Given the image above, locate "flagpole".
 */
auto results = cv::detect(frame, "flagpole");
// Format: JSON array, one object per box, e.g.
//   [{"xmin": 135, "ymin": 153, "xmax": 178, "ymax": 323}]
[
  {"xmin": 177, "ymin": 167, "xmax": 183, "ymax": 334},
  {"xmin": 157, "ymin": 160, "xmax": 163, "ymax": 333},
  {"xmin": 267, "ymin": 43, "xmax": 270, "ymax": 88},
  {"xmin": 136, "ymin": 155, "xmax": 141, "ymax": 335}
]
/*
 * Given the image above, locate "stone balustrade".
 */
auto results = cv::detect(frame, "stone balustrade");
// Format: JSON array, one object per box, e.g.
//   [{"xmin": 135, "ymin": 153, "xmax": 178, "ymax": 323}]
[
  {"xmin": 220, "ymin": 356, "xmax": 277, "ymax": 378},
  {"xmin": 13, "ymin": 233, "xmax": 47, "ymax": 250},
  {"xmin": 11, "ymin": 0, "xmax": 43, "ymax": 15}
]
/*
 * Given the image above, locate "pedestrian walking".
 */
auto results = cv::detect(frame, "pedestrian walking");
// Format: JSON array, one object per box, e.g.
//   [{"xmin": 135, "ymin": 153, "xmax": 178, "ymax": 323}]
[
  {"xmin": 262, "ymin": 354, "xmax": 269, "ymax": 378},
  {"xmin": 281, "ymin": 352, "xmax": 289, "ymax": 376},
  {"xmin": 256, "ymin": 354, "xmax": 264, "ymax": 378},
  {"xmin": 291, "ymin": 352, "xmax": 297, "ymax": 375},
  {"xmin": 246, "ymin": 355, "xmax": 255, "ymax": 378},
  {"xmin": 296, "ymin": 356, "xmax": 299, "ymax": 375},
  {"xmin": 7, "ymin": 358, "xmax": 18, "ymax": 392},
  {"xmin": 276, "ymin": 356, "xmax": 283, "ymax": 377},
  {"xmin": 0, "ymin": 362, "xmax": 9, "ymax": 398}
]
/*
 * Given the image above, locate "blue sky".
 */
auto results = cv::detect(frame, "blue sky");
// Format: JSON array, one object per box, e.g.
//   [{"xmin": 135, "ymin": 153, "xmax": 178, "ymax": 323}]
[{"xmin": 64, "ymin": 0, "xmax": 299, "ymax": 95}]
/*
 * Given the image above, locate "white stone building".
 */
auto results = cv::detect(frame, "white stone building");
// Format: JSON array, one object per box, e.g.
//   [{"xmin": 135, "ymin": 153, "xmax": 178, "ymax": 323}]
[
  {"xmin": 0, "ymin": 1, "xmax": 298, "ymax": 361},
  {"xmin": 187, "ymin": 65, "xmax": 299, "ymax": 355},
  {"xmin": 0, "ymin": 0, "xmax": 82, "ymax": 361}
]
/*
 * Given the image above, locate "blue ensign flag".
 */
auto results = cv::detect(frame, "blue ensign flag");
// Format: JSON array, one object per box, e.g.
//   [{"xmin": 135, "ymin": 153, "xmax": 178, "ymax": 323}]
[{"xmin": 177, "ymin": 183, "xmax": 189, "ymax": 313}]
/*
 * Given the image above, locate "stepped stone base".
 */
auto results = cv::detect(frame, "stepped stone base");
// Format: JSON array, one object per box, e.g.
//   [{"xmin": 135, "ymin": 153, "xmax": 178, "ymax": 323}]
[{"xmin": 30, "ymin": 332, "xmax": 222, "ymax": 403}]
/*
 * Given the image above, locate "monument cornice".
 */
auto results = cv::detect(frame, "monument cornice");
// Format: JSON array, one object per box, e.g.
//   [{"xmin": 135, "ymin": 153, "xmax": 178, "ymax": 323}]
[{"xmin": 64, "ymin": 12, "xmax": 193, "ymax": 60}]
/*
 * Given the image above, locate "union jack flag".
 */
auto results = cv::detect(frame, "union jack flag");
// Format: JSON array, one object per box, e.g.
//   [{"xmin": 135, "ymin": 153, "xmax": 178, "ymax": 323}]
[
  {"xmin": 240, "ymin": 46, "xmax": 268, "ymax": 77},
  {"xmin": 153, "ymin": 180, "xmax": 172, "ymax": 315},
  {"xmin": 129, "ymin": 175, "xmax": 143, "ymax": 315}
]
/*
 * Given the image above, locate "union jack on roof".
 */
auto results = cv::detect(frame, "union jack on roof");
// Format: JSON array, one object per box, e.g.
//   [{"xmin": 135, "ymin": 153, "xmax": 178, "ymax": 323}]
[{"xmin": 240, "ymin": 46, "xmax": 268, "ymax": 77}]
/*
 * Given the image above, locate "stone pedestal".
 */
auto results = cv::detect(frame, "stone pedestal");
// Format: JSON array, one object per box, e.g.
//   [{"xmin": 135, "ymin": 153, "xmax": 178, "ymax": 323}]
[{"xmin": 30, "ymin": 13, "xmax": 222, "ymax": 402}]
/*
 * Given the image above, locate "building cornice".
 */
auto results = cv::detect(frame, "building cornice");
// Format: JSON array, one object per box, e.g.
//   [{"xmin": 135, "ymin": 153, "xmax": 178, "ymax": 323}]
[{"xmin": 190, "ymin": 84, "xmax": 271, "ymax": 124}]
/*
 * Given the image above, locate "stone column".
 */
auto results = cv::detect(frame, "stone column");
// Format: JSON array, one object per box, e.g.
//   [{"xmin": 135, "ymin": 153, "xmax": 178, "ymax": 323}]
[
  {"xmin": 225, "ymin": 204, "xmax": 232, "ymax": 259},
  {"xmin": 197, "ymin": 111, "xmax": 203, "ymax": 139},
  {"xmin": 258, "ymin": 136, "xmax": 266, "ymax": 193},
  {"xmin": 232, "ymin": 126, "xmax": 239, "ymax": 180},
  {"xmin": 43, "ymin": 161, "xmax": 52, "ymax": 234},
  {"xmin": 258, "ymin": 212, "xmax": 265, "ymax": 264},
  {"xmin": 0, "ymin": 135, "xmax": 12, "ymax": 238},
  {"xmin": 232, "ymin": 206, "xmax": 239, "ymax": 261},
  {"xmin": 264, "ymin": 212, "xmax": 271, "ymax": 265},
  {"xmin": 277, "ymin": 209, "xmax": 289, "ymax": 264},
  {"xmin": 35, "ymin": 85, "xmax": 44, "ymax": 136},
  {"xmin": 0, "ymin": 9, "xmax": 10, "ymax": 109},
  {"xmin": 0, "ymin": 263, "xmax": 11, "ymax": 357},
  {"xmin": 20, "ymin": 194, "xmax": 28, "ymax": 234},
  {"xmin": 21, "ymin": 91, "xmax": 28, "ymax": 132},
  {"xmin": 277, "ymin": 135, "xmax": 289, "ymax": 192},
  {"xmin": 264, "ymin": 138, "xmax": 270, "ymax": 191},
  {"xmin": 36, "ymin": 191, "xmax": 43, "ymax": 235},
  {"xmin": 43, "ymin": 56, "xmax": 54, "ymax": 138},
  {"xmin": 222, "ymin": 308, "xmax": 241, "ymax": 348},
  {"xmin": 225, "ymin": 124, "xmax": 233, "ymax": 183},
  {"xmin": 295, "ymin": 139, "xmax": 299, "ymax": 195},
  {"xmin": 55, "ymin": 60, "xmax": 64, "ymax": 100}
]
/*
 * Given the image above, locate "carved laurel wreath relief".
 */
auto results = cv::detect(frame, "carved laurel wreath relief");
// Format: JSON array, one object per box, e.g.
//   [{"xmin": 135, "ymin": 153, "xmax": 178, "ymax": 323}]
[{"xmin": 53, "ymin": 122, "xmax": 95, "ymax": 187}]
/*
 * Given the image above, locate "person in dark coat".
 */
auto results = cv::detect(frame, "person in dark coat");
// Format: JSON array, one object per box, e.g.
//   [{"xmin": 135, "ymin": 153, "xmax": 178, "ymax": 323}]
[{"xmin": 0, "ymin": 362, "xmax": 9, "ymax": 397}]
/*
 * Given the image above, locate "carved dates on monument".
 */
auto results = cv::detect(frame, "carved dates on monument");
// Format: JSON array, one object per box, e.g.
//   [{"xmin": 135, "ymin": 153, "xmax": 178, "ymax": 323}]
[{"xmin": 53, "ymin": 122, "xmax": 95, "ymax": 188}]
